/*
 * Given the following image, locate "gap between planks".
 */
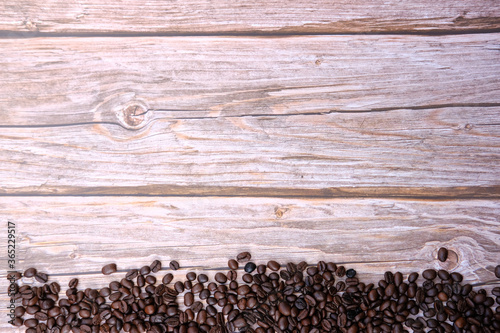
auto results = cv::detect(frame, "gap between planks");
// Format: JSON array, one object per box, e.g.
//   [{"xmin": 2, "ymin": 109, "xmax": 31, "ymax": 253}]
[
  {"xmin": 2, "ymin": 28, "xmax": 500, "ymax": 39},
  {"xmin": 1, "ymin": 186, "xmax": 500, "ymax": 199}
]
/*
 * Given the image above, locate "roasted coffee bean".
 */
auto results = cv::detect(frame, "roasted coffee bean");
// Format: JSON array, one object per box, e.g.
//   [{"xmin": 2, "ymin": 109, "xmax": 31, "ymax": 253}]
[
  {"xmin": 125, "ymin": 269, "xmax": 138, "ymax": 281},
  {"xmin": 197, "ymin": 274, "xmax": 208, "ymax": 283},
  {"xmin": 150, "ymin": 260, "xmax": 162, "ymax": 273},
  {"xmin": 422, "ymin": 269, "xmax": 437, "ymax": 280},
  {"xmin": 35, "ymin": 272, "xmax": 48, "ymax": 283},
  {"xmin": 495, "ymin": 265, "xmax": 500, "ymax": 278},
  {"xmin": 24, "ymin": 268, "xmax": 37, "ymax": 278},
  {"xmin": 68, "ymin": 278, "xmax": 79, "ymax": 289},
  {"xmin": 346, "ymin": 269, "xmax": 356, "ymax": 278},
  {"xmin": 210, "ymin": 272, "xmax": 226, "ymax": 284},
  {"xmin": 438, "ymin": 247, "xmax": 449, "ymax": 262},
  {"xmin": 244, "ymin": 262, "xmax": 257, "ymax": 273},
  {"xmin": 236, "ymin": 252, "xmax": 252, "ymax": 262},
  {"xmin": 228, "ymin": 259, "xmax": 239, "ymax": 270},
  {"xmin": 101, "ymin": 263, "xmax": 117, "ymax": 275},
  {"xmin": 227, "ymin": 270, "xmax": 237, "ymax": 281},
  {"xmin": 169, "ymin": 261, "xmax": 180, "ymax": 270},
  {"xmin": 267, "ymin": 260, "xmax": 280, "ymax": 271},
  {"xmin": 162, "ymin": 273, "xmax": 173, "ymax": 284}
]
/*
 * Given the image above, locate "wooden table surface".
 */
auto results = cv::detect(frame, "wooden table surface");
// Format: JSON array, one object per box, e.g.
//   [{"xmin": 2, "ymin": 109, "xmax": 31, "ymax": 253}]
[{"xmin": 1, "ymin": 1, "xmax": 499, "ymax": 331}]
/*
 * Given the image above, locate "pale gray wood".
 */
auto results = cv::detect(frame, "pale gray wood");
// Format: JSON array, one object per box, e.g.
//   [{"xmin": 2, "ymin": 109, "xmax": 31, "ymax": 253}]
[
  {"xmin": 1, "ymin": 36, "xmax": 499, "ymax": 197},
  {"xmin": 1, "ymin": 197, "xmax": 498, "ymax": 332},
  {"xmin": 1, "ymin": 0, "xmax": 499, "ymax": 34}
]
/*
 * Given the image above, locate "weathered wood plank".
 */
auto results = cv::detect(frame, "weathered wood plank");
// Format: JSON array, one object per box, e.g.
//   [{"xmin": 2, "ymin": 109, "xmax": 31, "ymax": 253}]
[
  {"xmin": 0, "ymin": 106, "xmax": 499, "ymax": 196},
  {"xmin": 1, "ymin": 197, "xmax": 498, "ymax": 328},
  {"xmin": 0, "ymin": 35, "xmax": 499, "ymax": 196},
  {"xmin": 1, "ymin": 0, "xmax": 499, "ymax": 34},
  {"xmin": 0, "ymin": 197, "xmax": 498, "ymax": 277},
  {"xmin": 1, "ymin": 36, "xmax": 500, "ymax": 123}
]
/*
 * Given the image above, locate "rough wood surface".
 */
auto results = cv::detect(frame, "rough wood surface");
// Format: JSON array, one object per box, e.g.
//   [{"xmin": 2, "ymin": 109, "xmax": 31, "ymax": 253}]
[
  {"xmin": 1, "ymin": 0, "xmax": 499, "ymax": 34},
  {"xmin": 1, "ymin": 197, "xmax": 499, "ymax": 332},
  {"xmin": 1, "ymin": 106, "xmax": 499, "ymax": 197},
  {"xmin": 1, "ymin": 197, "xmax": 498, "ymax": 287},
  {"xmin": 1, "ymin": 35, "xmax": 499, "ymax": 197}
]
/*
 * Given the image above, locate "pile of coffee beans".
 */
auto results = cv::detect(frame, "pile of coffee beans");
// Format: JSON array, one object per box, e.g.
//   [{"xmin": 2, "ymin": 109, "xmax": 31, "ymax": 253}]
[{"xmin": 7, "ymin": 252, "xmax": 500, "ymax": 333}]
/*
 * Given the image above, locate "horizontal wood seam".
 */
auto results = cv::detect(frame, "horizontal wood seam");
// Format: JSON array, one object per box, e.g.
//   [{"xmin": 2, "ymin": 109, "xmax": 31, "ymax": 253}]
[
  {"xmin": 1, "ymin": 186, "xmax": 499, "ymax": 199},
  {"xmin": 2, "ymin": 28, "xmax": 500, "ymax": 39}
]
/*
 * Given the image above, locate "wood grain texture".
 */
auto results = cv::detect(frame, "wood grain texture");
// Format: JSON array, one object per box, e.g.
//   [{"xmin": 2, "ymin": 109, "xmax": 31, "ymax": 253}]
[
  {"xmin": 1, "ymin": 0, "xmax": 499, "ymax": 34},
  {"xmin": 1, "ymin": 197, "xmax": 498, "ymax": 332},
  {"xmin": 2, "ymin": 35, "xmax": 500, "ymax": 121},
  {"xmin": 1, "ymin": 35, "xmax": 499, "ymax": 196},
  {"xmin": 0, "ymin": 196, "xmax": 498, "ymax": 283},
  {"xmin": 0, "ymin": 106, "xmax": 499, "ymax": 196}
]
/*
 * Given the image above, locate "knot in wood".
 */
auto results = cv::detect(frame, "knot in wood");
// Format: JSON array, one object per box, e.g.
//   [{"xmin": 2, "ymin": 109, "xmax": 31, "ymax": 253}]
[{"xmin": 118, "ymin": 103, "xmax": 149, "ymax": 130}]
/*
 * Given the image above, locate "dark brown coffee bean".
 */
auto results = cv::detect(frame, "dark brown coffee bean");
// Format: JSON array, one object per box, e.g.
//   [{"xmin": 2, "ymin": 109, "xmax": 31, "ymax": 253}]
[
  {"xmin": 267, "ymin": 260, "xmax": 280, "ymax": 271},
  {"xmin": 24, "ymin": 268, "xmax": 37, "ymax": 278},
  {"xmin": 150, "ymin": 260, "xmax": 162, "ymax": 273},
  {"xmin": 495, "ymin": 265, "xmax": 500, "ymax": 278},
  {"xmin": 35, "ymin": 272, "xmax": 48, "ymax": 283},
  {"xmin": 169, "ymin": 261, "xmax": 180, "ymax": 270},
  {"xmin": 68, "ymin": 278, "xmax": 78, "ymax": 289},
  {"xmin": 227, "ymin": 270, "xmax": 237, "ymax": 281},
  {"xmin": 215, "ymin": 272, "xmax": 227, "ymax": 284},
  {"xmin": 438, "ymin": 247, "xmax": 449, "ymax": 262},
  {"xmin": 197, "ymin": 274, "xmax": 208, "ymax": 283},
  {"xmin": 25, "ymin": 318, "xmax": 39, "ymax": 328},
  {"xmin": 422, "ymin": 269, "xmax": 437, "ymax": 280},
  {"xmin": 228, "ymin": 259, "xmax": 239, "ymax": 270},
  {"xmin": 125, "ymin": 269, "xmax": 138, "ymax": 280},
  {"xmin": 101, "ymin": 263, "xmax": 117, "ymax": 275},
  {"xmin": 236, "ymin": 252, "xmax": 251, "ymax": 262},
  {"xmin": 450, "ymin": 272, "xmax": 463, "ymax": 282},
  {"xmin": 336, "ymin": 266, "xmax": 346, "ymax": 277},
  {"xmin": 162, "ymin": 273, "xmax": 173, "ymax": 284}
]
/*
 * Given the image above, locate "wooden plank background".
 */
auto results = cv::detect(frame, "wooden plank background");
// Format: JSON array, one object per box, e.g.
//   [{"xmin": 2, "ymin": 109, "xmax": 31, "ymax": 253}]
[{"xmin": 1, "ymin": 1, "xmax": 499, "ymax": 332}]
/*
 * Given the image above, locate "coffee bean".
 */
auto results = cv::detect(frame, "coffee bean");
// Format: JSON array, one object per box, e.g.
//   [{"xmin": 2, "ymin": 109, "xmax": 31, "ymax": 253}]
[
  {"xmin": 169, "ymin": 260, "xmax": 180, "ymax": 270},
  {"xmin": 198, "ymin": 274, "xmax": 208, "ymax": 283},
  {"xmin": 422, "ymin": 269, "xmax": 437, "ymax": 280},
  {"xmin": 495, "ymin": 265, "xmax": 500, "ymax": 279},
  {"xmin": 346, "ymin": 269, "xmax": 356, "ymax": 278},
  {"xmin": 408, "ymin": 272, "xmax": 419, "ymax": 283},
  {"xmin": 34, "ymin": 272, "xmax": 48, "ymax": 283},
  {"xmin": 101, "ymin": 263, "xmax": 117, "ymax": 275},
  {"xmin": 267, "ymin": 260, "xmax": 280, "ymax": 271},
  {"xmin": 236, "ymin": 252, "xmax": 252, "ymax": 262},
  {"xmin": 228, "ymin": 259, "xmax": 239, "ymax": 270},
  {"xmin": 150, "ymin": 260, "xmax": 162, "ymax": 273},
  {"xmin": 24, "ymin": 268, "xmax": 37, "ymax": 278},
  {"xmin": 214, "ymin": 272, "xmax": 227, "ymax": 284},
  {"xmin": 244, "ymin": 262, "xmax": 257, "ymax": 273},
  {"xmin": 160, "ymin": 273, "xmax": 173, "ymax": 285},
  {"xmin": 438, "ymin": 247, "xmax": 449, "ymax": 262},
  {"xmin": 450, "ymin": 272, "xmax": 463, "ymax": 282},
  {"xmin": 67, "ymin": 278, "xmax": 78, "ymax": 289}
]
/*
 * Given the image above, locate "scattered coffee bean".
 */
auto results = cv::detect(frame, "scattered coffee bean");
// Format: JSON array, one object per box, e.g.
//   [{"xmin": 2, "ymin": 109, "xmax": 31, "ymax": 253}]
[
  {"xmin": 169, "ymin": 260, "xmax": 180, "ymax": 270},
  {"xmin": 244, "ymin": 262, "xmax": 257, "ymax": 273},
  {"xmin": 24, "ymin": 267, "xmax": 37, "ymax": 278},
  {"xmin": 150, "ymin": 259, "xmax": 162, "ymax": 273},
  {"xmin": 267, "ymin": 260, "xmax": 280, "ymax": 271},
  {"xmin": 34, "ymin": 272, "xmax": 48, "ymax": 283},
  {"xmin": 236, "ymin": 251, "xmax": 252, "ymax": 262},
  {"xmin": 495, "ymin": 264, "xmax": 500, "ymax": 278},
  {"xmin": 346, "ymin": 268, "xmax": 356, "ymax": 278},
  {"xmin": 438, "ymin": 247, "xmax": 449, "ymax": 262},
  {"xmin": 101, "ymin": 263, "xmax": 117, "ymax": 275},
  {"xmin": 228, "ymin": 259, "xmax": 238, "ymax": 270}
]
